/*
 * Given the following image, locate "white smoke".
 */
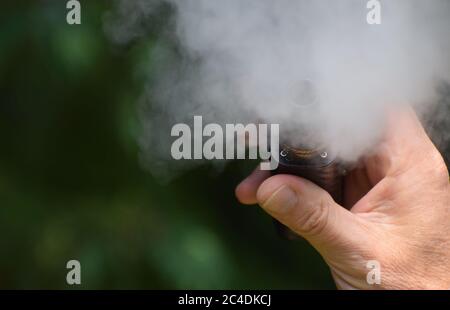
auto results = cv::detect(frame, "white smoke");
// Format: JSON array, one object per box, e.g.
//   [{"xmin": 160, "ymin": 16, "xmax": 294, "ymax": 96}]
[{"xmin": 105, "ymin": 0, "xmax": 450, "ymax": 178}]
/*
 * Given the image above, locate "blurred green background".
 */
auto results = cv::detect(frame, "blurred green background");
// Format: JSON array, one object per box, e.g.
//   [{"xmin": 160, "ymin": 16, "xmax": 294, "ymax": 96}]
[
  {"xmin": 0, "ymin": 1, "xmax": 448, "ymax": 290},
  {"xmin": 0, "ymin": 1, "xmax": 334, "ymax": 289}
]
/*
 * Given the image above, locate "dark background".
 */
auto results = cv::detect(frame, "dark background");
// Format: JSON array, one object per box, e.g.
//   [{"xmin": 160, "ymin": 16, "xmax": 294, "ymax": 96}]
[{"xmin": 0, "ymin": 1, "xmax": 448, "ymax": 289}]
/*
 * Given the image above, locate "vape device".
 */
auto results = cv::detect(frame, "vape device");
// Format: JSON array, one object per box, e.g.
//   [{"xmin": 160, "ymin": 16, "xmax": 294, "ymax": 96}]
[
  {"xmin": 272, "ymin": 145, "xmax": 345, "ymax": 240},
  {"xmin": 268, "ymin": 80, "xmax": 346, "ymax": 239}
]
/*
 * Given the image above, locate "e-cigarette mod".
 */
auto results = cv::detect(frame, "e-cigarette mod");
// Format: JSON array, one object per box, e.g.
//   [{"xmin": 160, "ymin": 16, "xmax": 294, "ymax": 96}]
[{"xmin": 272, "ymin": 145, "xmax": 345, "ymax": 240}]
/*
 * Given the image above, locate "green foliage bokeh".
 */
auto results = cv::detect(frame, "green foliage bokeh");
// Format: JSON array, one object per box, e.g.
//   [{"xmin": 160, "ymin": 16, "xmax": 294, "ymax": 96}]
[{"xmin": 10, "ymin": 1, "xmax": 450, "ymax": 290}]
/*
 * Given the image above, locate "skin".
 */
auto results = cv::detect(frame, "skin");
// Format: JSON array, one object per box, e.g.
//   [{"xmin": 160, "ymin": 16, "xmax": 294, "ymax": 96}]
[{"xmin": 235, "ymin": 108, "xmax": 450, "ymax": 289}]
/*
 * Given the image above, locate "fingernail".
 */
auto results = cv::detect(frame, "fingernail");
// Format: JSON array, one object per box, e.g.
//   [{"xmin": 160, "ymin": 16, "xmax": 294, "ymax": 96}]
[{"xmin": 260, "ymin": 185, "xmax": 298, "ymax": 214}]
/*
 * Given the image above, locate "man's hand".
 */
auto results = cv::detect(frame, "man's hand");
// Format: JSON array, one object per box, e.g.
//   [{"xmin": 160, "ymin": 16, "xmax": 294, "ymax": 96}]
[{"xmin": 235, "ymin": 108, "xmax": 450, "ymax": 289}]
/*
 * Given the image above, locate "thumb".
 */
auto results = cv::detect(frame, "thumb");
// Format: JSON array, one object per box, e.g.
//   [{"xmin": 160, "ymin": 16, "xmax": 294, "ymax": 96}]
[{"xmin": 257, "ymin": 175, "xmax": 368, "ymax": 255}]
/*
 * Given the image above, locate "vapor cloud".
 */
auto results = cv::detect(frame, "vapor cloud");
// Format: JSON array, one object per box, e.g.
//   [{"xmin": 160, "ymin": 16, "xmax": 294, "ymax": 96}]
[{"xmin": 105, "ymin": 0, "xmax": 450, "ymax": 179}]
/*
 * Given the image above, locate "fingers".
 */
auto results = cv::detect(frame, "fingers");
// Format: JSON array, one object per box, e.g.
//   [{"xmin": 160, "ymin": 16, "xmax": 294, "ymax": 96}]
[
  {"xmin": 364, "ymin": 106, "xmax": 438, "ymax": 182},
  {"xmin": 235, "ymin": 167, "xmax": 270, "ymax": 204},
  {"xmin": 256, "ymin": 174, "xmax": 367, "ymax": 254},
  {"xmin": 382, "ymin": 107, "xmax": 433, "ymax": 163},
  {"xmin": 384, "ymin": 105, "xmax": 427, "ymax": 145}
]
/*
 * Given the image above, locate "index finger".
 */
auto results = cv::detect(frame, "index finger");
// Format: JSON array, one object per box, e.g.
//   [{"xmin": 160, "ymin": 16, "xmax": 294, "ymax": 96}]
[{"xmin": 235, "ymin": 167, "xmax": 271, "ymax": 205}]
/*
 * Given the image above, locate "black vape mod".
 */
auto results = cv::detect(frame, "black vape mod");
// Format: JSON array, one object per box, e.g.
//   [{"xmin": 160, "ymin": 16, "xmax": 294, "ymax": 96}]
[{"xmin": 272, "ymin": 145, "xmax": 345, "ymax": 240}]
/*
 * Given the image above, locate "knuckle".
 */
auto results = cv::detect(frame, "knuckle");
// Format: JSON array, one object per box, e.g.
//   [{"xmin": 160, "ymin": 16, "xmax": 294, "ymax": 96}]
[
  {"xmin": 436, "ymin": 161, "xmax": 449, "ymax": 183},
  {"xmin": 293, "ymin": 194, "xmax": 330, "ymax": 236},
  {"xmin": 427, "ymin": 151, "xmax": 449, "ymax": 185},
  {"xmin": 376, "ymin": 179, "xmax": 395, "ymax": 198}
]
